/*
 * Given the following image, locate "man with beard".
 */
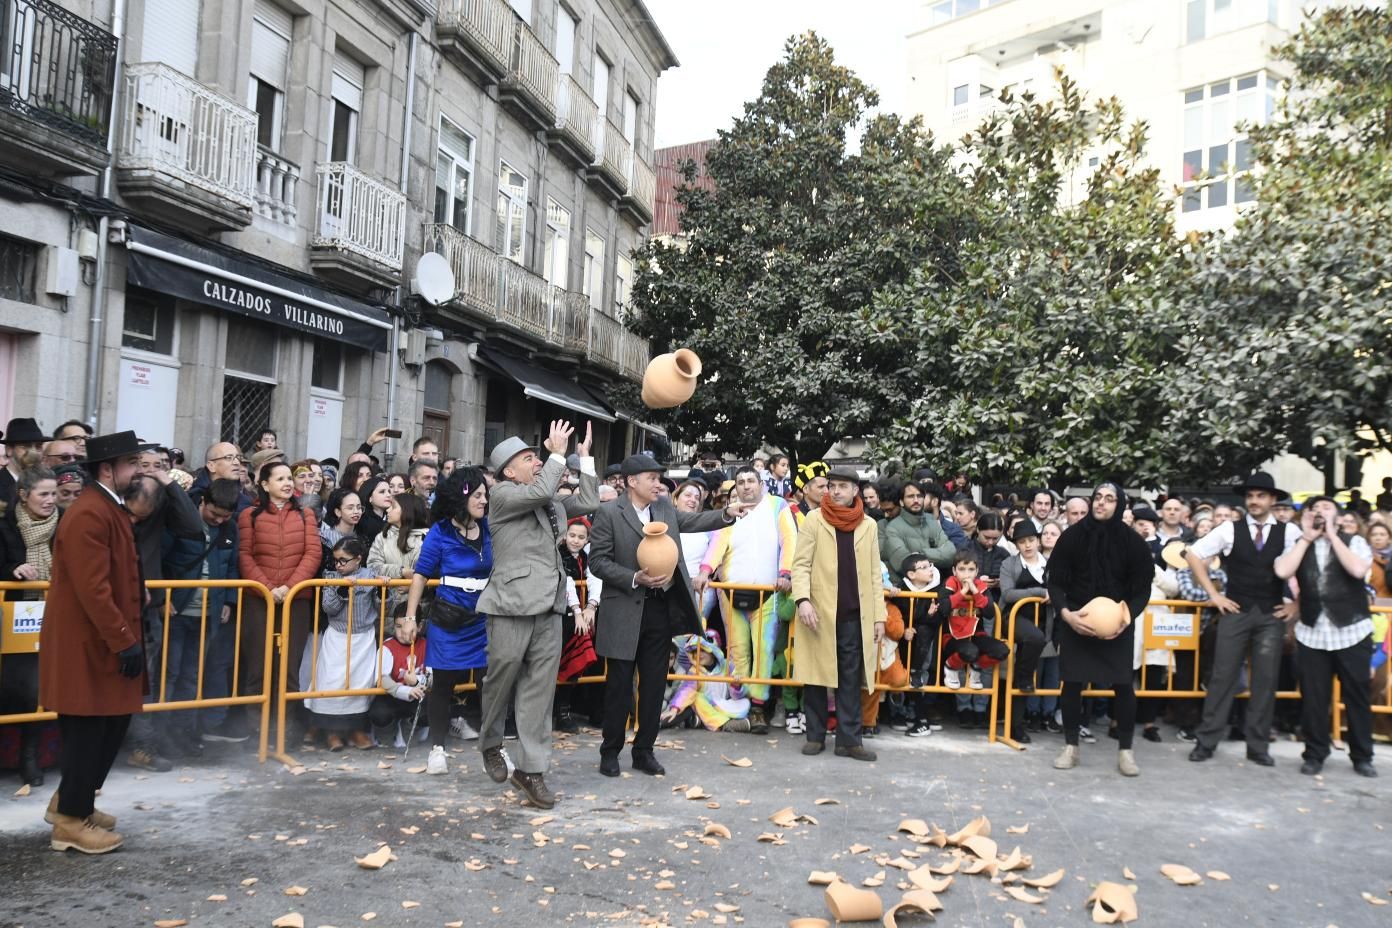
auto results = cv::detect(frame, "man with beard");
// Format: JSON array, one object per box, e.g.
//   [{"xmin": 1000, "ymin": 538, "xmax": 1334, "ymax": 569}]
[{"xmin": 881, "ymin": 481, "xmax": 956, "ymax": 584}]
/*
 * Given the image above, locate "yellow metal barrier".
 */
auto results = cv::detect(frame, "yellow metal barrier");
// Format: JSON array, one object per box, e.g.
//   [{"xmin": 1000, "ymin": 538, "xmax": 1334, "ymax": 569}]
[
  {"xmin": 1332, "ymin": 604, "xmax": 1392, "ymax": 747},
  {"xmin": 0, "ymin": 579, "xmax": 278, "ymax": 762}
]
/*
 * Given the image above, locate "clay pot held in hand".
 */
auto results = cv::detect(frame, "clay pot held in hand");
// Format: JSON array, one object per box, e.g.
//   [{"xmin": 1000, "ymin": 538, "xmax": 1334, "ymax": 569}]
[
  {"xmin": 641, "ymin": 348, "xmax": 702, "ymax": 408},
  {"xmin": 1080, "ymin": 596, "xmax": 1130, "ymax": 638},
  {"xmin": 636, "ymin": 522, "xmax": 680, "ymax": 577}
]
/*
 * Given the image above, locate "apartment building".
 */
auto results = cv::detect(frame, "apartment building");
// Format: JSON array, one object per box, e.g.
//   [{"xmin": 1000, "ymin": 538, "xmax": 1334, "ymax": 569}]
[{"xmin": 0, "ymin": 0, "xmax": 673, "ymax": 467}]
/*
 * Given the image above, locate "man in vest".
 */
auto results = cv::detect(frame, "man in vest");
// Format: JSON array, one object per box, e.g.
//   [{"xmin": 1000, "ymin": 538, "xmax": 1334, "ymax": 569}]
[
  {"xmin": 1184, "ymin": 473, "xmax": 1299, "ymax": 767},
  {"xmin": 1274, "ymin": 496, "xmax": 1377, "ymax": 777}
]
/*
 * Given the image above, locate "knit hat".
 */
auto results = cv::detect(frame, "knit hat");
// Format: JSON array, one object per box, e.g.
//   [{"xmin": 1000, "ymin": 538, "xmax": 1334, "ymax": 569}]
[{"xmin": 794, "ymin": 460, "xmax": 829, "ymax": 491}]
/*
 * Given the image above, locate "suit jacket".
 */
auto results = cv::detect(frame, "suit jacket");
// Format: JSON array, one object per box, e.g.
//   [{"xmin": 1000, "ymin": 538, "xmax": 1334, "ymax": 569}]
[
  {"xmin": 476, "ymin": 454, "xmax": 597, "ymax": 617},
  {"xmin": 588, "ymin": 495, "xmax": 730, "ymax": 661},
  {"xmin": 39, "ymin": 484, "xmax": 147, "ymax": 716}
]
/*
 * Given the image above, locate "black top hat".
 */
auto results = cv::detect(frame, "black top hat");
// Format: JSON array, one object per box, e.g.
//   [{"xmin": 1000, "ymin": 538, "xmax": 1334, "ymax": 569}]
[
  {"xmin": 2, "ymin": 417, "xmax": 47, "ymax": 445},
  {"xmin": 83, "ymin": 431, "xmax": 158, "ymax": 464},
  {"xmin": 1231, "ymin": 472, "xmax": 1290, "ymax": 501}
]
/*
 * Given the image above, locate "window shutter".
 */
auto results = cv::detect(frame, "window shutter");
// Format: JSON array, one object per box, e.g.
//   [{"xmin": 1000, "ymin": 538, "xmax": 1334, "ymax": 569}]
[
  {"xmin": 331, "ymin": 50, "xmax": 365, "ymax": 111},
  {"xmin": 250, "ymin": 2, "xmax": 292, "ymax": 89},
  {"xmin": 140, "ymin": 0, "xmax": 201, "ymax": 76}
]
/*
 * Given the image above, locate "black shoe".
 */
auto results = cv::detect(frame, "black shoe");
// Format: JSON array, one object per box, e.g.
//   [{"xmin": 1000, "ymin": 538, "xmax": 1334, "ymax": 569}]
[
  {"xmin": 1142, "ymin": 727, "xmax": 1162, "ymax": 743},
  {"xmin": 1009, "ymin": 728, "xmax": 1032, "ymax": 745},
  {"xmin": 957, "ymin": 709, "xmax": 973, "ymax": 729},
  {"xmin": 1176, "ymin": 727, "xmax": 1197, "ymax": 743},
  {"xmin": 906, "ymin": 721, "xmax": 934, "ymax": 738},
  {"xmin": 1300, "ymin": 759, "xmax": 1323, "ymax": 776},
  {"xmin": 203, "ymin": 717, "xmax": 250, "ymax": 743},
  {"xmin": 1188, "ymin": 745, "xmax": 1214, "ymax": 763},
  {"xmin": 632, "ymin": 752, "xmax": 665, "ymax": 776},
  {"xmin": 749, "ymin": 720, "xmax": 770, "ymax": 735},
  {"xmin": 1025, "ymin": 712, "xmax": 1042, "ymax": 733},
  {"xmin": 863, "ymin": 726, "xmax": 879, "ymax": 739},
  {"xmin": 1107, "ymin": 724, "xmax": 1119, "ymax": 741},
  {"xmin": 834, "ymin": 744, "xmax": 877, "ymax": 762},
  {"xmin": 973, "ymin": 711, "xmax": 989, "ymax": 731},
  {"xmin": 801, "ymin": 740, "xmax": 825, "ymax": 756},
  {"xmin": 1245, "ymin": 750, "xmax": 1274, "ymax": 767},
  {"xmin": 553, "ymin": 713, "xmax": 579, "ymax": 734},
  {"xmin": 482, "ymin": 746, "xmax": 510, "ymax": 783},
  {"xmin": 599, "ymin": 754, "xmax": 620, "ymax": 778},
  {"xmin": 1353, "ymin": 761, "xmax": 1377, "ymax": 778},
  {"xmin": 1045, "ymin": 718, "xmax": 1063, "ymax": 734}
]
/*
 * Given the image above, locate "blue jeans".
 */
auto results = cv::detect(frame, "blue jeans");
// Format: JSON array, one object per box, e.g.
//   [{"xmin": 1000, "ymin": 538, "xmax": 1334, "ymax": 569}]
[
  {"xmin": 164, "ymin": 613, "xmax": 207, "ymax": 736},
  {"xmin": 1026, "ymin": 656, "xmax": 1060, "ymax": 715}
]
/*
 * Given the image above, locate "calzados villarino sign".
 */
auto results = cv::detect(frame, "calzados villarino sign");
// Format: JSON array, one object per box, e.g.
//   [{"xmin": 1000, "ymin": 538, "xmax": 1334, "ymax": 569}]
[{"xmin": 125, "ymin": 227, "xmax": 391, "ymax": 351}]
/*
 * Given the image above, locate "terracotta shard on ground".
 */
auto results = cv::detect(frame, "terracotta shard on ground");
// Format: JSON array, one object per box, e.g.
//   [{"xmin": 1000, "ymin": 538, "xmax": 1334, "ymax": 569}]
[
  {"xmin": 1160, "ymin": 864, "xmax": 1203, "ymax": 886},
  {"xmin": 703, "ymin": 823, "xmax": 731, "ymax": 839},
  {"xmin": 355, "ymin": 845, "xmax": 392, "ymax": 870},
  {"xmin": 721, "ymin": 755, "xmax": 753, "ymax": 768},
  {"xmin": 1206, "ymin": 871, "xmax": 1231, "ymax": 882},
  {"xmin": 770, "ymin": 806, "xmax": 799, "ymax": 828},
  {"xmin": 807, "ymin": 871, "xmax": 839, "ymax": 886},
  {"xmin": 788, "ymin": 920, "xmax": 831, "ymax": 928},
  {"xmin": 1088, "ymin": 882, "xmax": 1139, "ymax": 924},
  {"xmin": 946, "ymin": 816, "xmax": 990, "ymax": 845},
  {"xmin": 825, "ymin": 880, "xmax": 884, "ymax": 922},
  {"xmin": 898, "ymin": 819, "xmax": 930, "ymax": 838},
  {"xmin": 270, "ymin": 915, "xmax": 304, "ymax": 928},
  {"xmin": 907, "ymin": 866, "xmax": 953, "ymax": 893},
  {"xmin": 685, "ymin": 786, "xmax": 710, "ymax": 800},
  {"xmin": 960, "ymin": 835, "xmax": 998, "ymax": 861},
  {"xmin": 882, "ymin": 888, "xmax": 942, "ymax": 927},
  {"xmin": 1005, "ymin": 886, "xmax": 1044, "ymax": 904},
  {"xmin": 153, "ymin": 921, "xmax": 188, "ymax": 928},
  {"xmin": 1021, "ymin": 869, "xmax": 1064, "ymax": 889}
]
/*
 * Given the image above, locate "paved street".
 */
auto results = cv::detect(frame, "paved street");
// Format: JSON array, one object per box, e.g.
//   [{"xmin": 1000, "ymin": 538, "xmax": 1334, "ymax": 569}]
[{"xmin": 1, "ymin": 723, "xmax": 1388, "ymax": 928}]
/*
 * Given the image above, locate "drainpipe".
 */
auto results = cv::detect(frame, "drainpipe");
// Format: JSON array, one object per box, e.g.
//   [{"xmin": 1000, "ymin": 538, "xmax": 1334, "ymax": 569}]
[
  {"xmin": 386, "ymin": 29, "xmax": 418, "ymax": 466},
  {"xmin": 84, "ymin": 0, "xmax": 129, "ymax": 429}
]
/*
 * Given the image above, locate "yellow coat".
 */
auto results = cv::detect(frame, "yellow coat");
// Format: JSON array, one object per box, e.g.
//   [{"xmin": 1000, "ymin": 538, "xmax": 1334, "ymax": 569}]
[{"xmin": 790, "ymin": 510, "xmax": 887, "ymax": 692}]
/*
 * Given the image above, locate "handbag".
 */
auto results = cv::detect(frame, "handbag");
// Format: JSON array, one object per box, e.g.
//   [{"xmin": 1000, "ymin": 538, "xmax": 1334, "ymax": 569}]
[
  {"xmin": 427, "ymin": 598, "xmax": 483, "ymax": 633},
  {"xmin": 730, "ymin": 589, "xmax": 763, "ymax": 611}
]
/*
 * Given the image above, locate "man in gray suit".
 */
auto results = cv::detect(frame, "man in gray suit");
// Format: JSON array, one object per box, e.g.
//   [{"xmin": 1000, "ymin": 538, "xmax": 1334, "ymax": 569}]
[
  {"xmin": 476, "ymin": 420, "xmax": 597, "ymax": 809},
  {"xmin": 588, "ymin": 454, "xmax": 748, "ymax": 777}
]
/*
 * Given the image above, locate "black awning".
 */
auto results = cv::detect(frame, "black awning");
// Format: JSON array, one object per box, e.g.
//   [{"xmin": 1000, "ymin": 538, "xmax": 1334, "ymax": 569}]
[
  {"xmin": 476, "ymin": 346, "xmax": 615, "ymax": 422},
  {"xmin": 124, "ymin": 225, "xmax": 392, "ymax": 351}
]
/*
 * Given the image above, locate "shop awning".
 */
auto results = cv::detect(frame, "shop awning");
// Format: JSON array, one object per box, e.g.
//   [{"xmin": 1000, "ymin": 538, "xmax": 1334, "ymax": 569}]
[
  {"xmin": 124, "ymin": 225, "xmax": 393, "ymax": 351},
  {"xmin": 616, "ymin": 410, "xmax": 668, "ymax": 438},
  {"xmin": 475, "ymin": 346, "xmax": 615, "ymax": 422}
]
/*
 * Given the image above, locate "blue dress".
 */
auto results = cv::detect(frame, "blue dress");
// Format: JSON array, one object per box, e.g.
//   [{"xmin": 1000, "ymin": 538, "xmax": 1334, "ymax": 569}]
[{"xmin": 415, "ymin": 517, "xmax": 492, "ymax": 670}]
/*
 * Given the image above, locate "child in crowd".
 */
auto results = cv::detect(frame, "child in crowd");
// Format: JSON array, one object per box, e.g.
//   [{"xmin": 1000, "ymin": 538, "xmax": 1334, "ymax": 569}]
[
  {"xmin": 861, "ymin": 587, "xmax": 909, "ymax": 737},
  {"xmin": 557, "ymin": 517, "xmax": 602, "ymax": 732},
  {"xmin": 662, "ymin": 630, "xmax": 768, "ymax": 734},
  {"xmin": 943, "ymin": 550, "xmax": 1010, "ymax": 691},
  {"xmin": 302, "ymin": 536, "xmax": 381, "ymax": 751},
  {"xmin": 369, "ymin": 608, "xmax": 428, "ymax": 748},
  {"xmin": 899, "ymin": 553, "xmax": 945, "ymax": 737}
]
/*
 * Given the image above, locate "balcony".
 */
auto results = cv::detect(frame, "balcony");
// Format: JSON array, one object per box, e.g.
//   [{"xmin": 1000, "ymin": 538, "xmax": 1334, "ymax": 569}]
[
  {"xmin": 253, "ymin": 146, "xmax": 300, "ymax": 226},
  {"xmin": 621, "ymin": 154, "xmax": 656, "ymax": 224},
  {"xmin": 0, "ymin": 0, "xmax": 117, "ymax": 176},
  {"xmin": 588, "ymin": 116, "xmax": 631, "ymax": 198},
  {"xmin": 548, "ymin": 75, "xmax": 596, "ymax": 168},
  {"xmin": 310, "ymin": 163, "xmax": 406, "ymax": 290},
  {"xmin": 437, "ymin": 0, "xmax": 514, "ymax": 87},
  {"xmin": 424, "ymin": 222, "xmax": 649, "ymax": 379},
  {"xmin": 499, "ymin": 21, "xmax": 558, "ymax": 131},
  {"xmin": 116, "ymin": 63, "xmax": 257, "ymax": 231}
]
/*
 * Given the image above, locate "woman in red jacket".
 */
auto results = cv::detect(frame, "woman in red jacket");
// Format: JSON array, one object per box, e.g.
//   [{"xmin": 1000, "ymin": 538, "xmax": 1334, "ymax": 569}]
[{"xmin": 237, "ymin": 460, "xmax": 321, "ymax": 736}]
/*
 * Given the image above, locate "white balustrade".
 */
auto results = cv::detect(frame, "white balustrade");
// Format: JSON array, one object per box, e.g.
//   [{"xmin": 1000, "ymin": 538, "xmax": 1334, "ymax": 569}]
[
  {"xmin": 508, "ymin": 21, "xmax": 559, "ymax": 116},
  {"xmin": 555, "ymin": 75, "xmax": 597, "ymax": 157},
  {"xmin": 313, "ymin": 162, "xmax": 406, "ymax": 271},
  {"xmin": 499, "ymin": 259, "xmax": 551, "ymax": 338},
  {"xmin": 119, "ymin": 62, "xmax": 257, "ymax": 207},
  {"xmin": 437, "ymin": 0, "xmax": 514, "ymax": 74},
  {"xmin": 254, "ymin": 146, "xmax": 299, "ymax": 224},
  {"xmin": 424, "ymin": 223, "xmax": 499, "ymax": 315},
  {"xmin": 627, "ymin": 155, "xmax": 656, "ymax": 217},
  {"xmin": 596, "ymin": 116, "xmax": 632, "ymax": 192}
]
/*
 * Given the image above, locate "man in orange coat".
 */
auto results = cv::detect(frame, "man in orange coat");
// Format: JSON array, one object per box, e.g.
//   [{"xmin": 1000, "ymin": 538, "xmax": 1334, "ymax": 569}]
[{"xmin": 39, "ymin": 430, "xmax": 152, "ymax": 854}]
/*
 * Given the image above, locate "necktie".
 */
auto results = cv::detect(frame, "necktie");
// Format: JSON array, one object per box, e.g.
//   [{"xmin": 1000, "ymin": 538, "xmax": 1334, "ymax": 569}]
[{"xmin": 1254, "ymin": 523, "xmax": 1265, "ymax": 551}]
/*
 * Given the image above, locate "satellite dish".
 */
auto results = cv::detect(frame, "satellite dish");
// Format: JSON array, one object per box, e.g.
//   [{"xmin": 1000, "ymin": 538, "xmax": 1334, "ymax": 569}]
[{"xmin": 414, "ymin": 252, "xmax": 456, "ymax": 306}]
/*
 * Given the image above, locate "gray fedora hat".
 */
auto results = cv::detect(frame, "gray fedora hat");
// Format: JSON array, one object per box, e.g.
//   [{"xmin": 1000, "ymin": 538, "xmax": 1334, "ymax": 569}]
[{"xmin": 488, "ymin": 436, "xmax": 538, "ymax": 474}]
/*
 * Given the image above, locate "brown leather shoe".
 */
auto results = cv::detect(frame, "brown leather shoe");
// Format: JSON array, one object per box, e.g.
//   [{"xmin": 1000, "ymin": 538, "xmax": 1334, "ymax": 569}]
[
  {"xmin": 482, "ymin": 746, "xmax": 510, "ymax": 783},
  {"xmin": 348, "ymin": 730, "xmax": 373, "ymax": 750},
  {"xmin": 45, "ymin": 792, "xmax": 117, "ymax": 831},
  {"xmin": 50, "ymin": 814, "xmax": 123, "ymax": 854},
  {"xmin": 510, "ymin": 770, "xmax": 555, "ymax": 809},
  {"xmin": 326, "ymin": 732, "xmax": 345, "ymax": 752}
]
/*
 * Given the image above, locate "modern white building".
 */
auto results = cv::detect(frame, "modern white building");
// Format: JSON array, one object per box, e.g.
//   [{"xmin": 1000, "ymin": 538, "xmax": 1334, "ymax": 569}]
[{"xmin": 905, "ymin": 0, "xmax": 1377, "ymax": 494}]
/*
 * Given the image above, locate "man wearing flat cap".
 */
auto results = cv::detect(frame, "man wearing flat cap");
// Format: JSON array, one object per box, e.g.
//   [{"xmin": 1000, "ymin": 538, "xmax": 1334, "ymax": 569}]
[
  {"xmin": 476, "ymin": 421, "xmax": 597, "ymax": 809},
  {"xmin": 588, "ymin": 455, "xmax": 749, "ymax": 777}
]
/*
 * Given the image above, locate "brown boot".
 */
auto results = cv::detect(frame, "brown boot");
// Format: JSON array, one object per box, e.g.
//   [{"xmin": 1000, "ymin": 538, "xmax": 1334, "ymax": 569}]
[
  {"xmin": 348, "ymin": 730, "xmax": 373, "ymax": 750},
  {"xmin": 50, "ymin": 814, "xmax": 123, "ymax": 854},
  {"xmin": 510, "ymin": 770, "xmax": 555, "ymax": 809},
  {"xmin": 45, "ymin": 792, "xmax": 117, "ymax": 830}
]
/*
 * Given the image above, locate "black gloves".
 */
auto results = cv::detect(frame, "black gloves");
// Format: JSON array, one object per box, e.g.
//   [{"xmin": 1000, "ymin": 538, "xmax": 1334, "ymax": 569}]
[{"xmin": 117, "ymin": 643, "xmax": 144, "ymax": 678}]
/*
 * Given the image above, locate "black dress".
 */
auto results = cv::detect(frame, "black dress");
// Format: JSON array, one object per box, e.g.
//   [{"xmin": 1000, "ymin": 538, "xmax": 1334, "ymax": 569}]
[{"xmin": 1045, "ymin": 510, "xmax": 1153, "ymax": 686}]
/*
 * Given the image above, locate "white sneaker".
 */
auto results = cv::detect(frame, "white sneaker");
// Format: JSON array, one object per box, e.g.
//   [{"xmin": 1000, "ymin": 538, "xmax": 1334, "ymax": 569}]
[
  {"xmin": 967, "ymin": 669, "xmax": 983, "ymax": 690},
  {"xmin": 945, "ymin": 669, "xmax": 963, "ymax": 690},
  {"xmin": 426, "ymin": 745, "xmax": 448, "ymax": 775},
  {"xmin": 786, "ymin": 713, "xmax": 805, "ymax": 735},
  {"xmin": 450, "ymin": 717, "xmax": 479, "ymax": 741}
]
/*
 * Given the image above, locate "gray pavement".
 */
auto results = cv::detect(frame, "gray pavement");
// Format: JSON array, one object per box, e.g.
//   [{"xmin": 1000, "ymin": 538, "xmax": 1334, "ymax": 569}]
[{"xmin": 1, "ymin": 723, "xmax": 1388, "ymax": 928}]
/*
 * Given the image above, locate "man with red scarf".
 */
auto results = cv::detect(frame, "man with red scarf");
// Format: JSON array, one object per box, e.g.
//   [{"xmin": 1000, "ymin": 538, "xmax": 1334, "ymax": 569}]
[{"xmin": 790, "ymin": 468, "xmax": 886, "ymax": 762}]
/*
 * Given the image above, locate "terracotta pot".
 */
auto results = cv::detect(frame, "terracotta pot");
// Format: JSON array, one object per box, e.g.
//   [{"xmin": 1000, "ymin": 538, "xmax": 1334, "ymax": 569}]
[
  {"xmin": 636, "ymin": 521, "xmax": 680, "ymax": 577},
  {"xmin": 1080, "ymin": 596, "xmax": 1130, "ymax": 638},
  {"xmin": 641, "ymin": 348, "xmax": 702, "ymax": 408}
]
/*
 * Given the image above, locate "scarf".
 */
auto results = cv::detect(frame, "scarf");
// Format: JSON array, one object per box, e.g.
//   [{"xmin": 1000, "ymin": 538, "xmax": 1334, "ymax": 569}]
[
  {"xmin": 16, "ymin": 505, "xmax": 57, "ymax": 580},
  {"xmin": 821, "ymin": 494, "xmax": 865, "ymax": 532}
]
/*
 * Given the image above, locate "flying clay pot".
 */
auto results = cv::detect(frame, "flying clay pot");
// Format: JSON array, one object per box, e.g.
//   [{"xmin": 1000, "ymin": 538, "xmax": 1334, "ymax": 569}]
[
  {"xmin": 641, "ymin": 348, "xmax": 702, "ymax": 408},
  {"xmin": 1080, "ymin": 596, "xmax": 1130, "ymax": 638},
  {"xmin": 636, "ymin": 521, "xmax": 679, "ymax": 577}
]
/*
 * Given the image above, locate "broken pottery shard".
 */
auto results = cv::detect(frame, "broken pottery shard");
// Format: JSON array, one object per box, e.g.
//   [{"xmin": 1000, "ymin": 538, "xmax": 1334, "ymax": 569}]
[
  {"xmin": 283, "ymin": 886, "xmax": 308, "ymax": 896},
  {"xmin": 153, "ymin": 921, "xmax": 189, "ymax": 928},
  {"xmin": 907, "ymin": 867, "xmax": 953, "ymax": 893},
  {"xmin": 721, "ymin": 755, "xmax": 753, "ymax": 768},
  {"xmin": 930, "ymin": 858, "xmax": 960, "ymax": 876},
  {"xmin": 825, "ymin": 880, "xmax": 884, "ymax": 922},
  {"xmin": 1021, "ymin": 869, "xmax": 1065, "ymax": 889},
  {"xmin": 770, "ymin": 807, "xmax": 799, "ymax": 828},
  {"xmin": 1206, "ymin": 871, "xmax": 1231, "ymax": 882},
  {"xmin": 1160, "ymin": 864, "xmax": 1203, "ymax": 886},
  {"xmin": 1006, "ymin": 824, "xmax": 1029, "ymax": 835},
  {"xmin": 850, "ymin": 844, "xmax": 872, "ymax": 855},
  {"xmin": 1121, "ymin": 867, "xmax": 1136, "ymax": 881},
  {"xmin": 685, "ymin": 786, "xmax": 710, "ymax": 800},
  {"xmin": 1088, "ymin": 882, "xmax": 1139, "ymax": 924},
  {"xmin": 1005, "ymin": 887, "xmax": 1044, "ymax": 905},
  {"xmin": 808, "ymin": 871, "xmax": 839, "ymax": 886},
  {"xmin": 703, "ymin": 823, "xmax": 732, "ymax": 839},
  {"xmin": 960, "ymin": 835, "xmax": 998, "ymax": 861},
  {"xmin": 946, "ymin": 816, "xmax": 990, "ymax": 845},
  {"xmin": 882, "ymin": 889, "xmax": 942, "ymax": 928},
  {"xmin": 355, "ymin": 845, "xmax": 392, "ymax": 870},
  {"xmin": 271, "ymin": 915, "xmax": 304, "ymax": 928},
  {"xmin": 788, "ymin": 920, "xmax": 831, "ymax": 928},
  {"xmin": 815, "ymin": 798, "xmax": 840, "ymax": 806},
  {"xmin": 898, "ymin": 819, "xmax": 930, "ymax": 838}
]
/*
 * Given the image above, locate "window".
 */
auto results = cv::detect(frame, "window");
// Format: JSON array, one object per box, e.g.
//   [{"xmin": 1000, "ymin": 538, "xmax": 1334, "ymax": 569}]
[
  {"xmin": 0, "ymin": 233, "xmax": 39, "ymax": 304},
  {"xmin": 434, "ymin": 118, "xmax": 473, "ymax": 231},
  {"xmin": 583, "ymin": 228, "xmax": 605, "ymax": 311},
  {"xmin": 593, "ymin": 55, "xmax": 610, "ymax": 119},
  {"xmin": 141, "ymin": 0, "xmax": 200, "ymax": 76},
  {"xmin": 225, "ymin": 317, "xmax": 277, "ymax": 378},
  {"xmin": 247, "ymin": 2, "xmax": 291, "ymax": 150},
  {"xmin": 495, "ymin": 161, "xmax": 527, "ymax": 263},
  {"xmin": 507, "ymin": 0, "xmax": 531, "ymax": 21},
  {"xmin": 952, "ymin": 84, "xmax": 969, "ymax": 106},
  {"xmin": 221, "ymin": 377, "xmax": 274, "ymax": 448},
  {"xmin": 928, "ymin": 0, "xmax": 995, "ymax": 26},
  {"xmin": 328, "ymin": 51, "xmax": 364, "ymax": 163},
  {"xmin": 543, "ymin": 199, "xmax": 570, "ymax": 290},
  {"xmin": 556, "ymin": 8, "xmax": 577, "ymax": 75},
  {"xmin": 1180, "ymin": 72, "xmax": 1273, "ymax": 212},
  {"xmin": 310, "ymin": 338, "xmax": 342, "ymax": 392},
  {"xmin": 122, "ymin": 289, "xmax": 177, "ymax": 355},
  {"xmin": 614, "ymin": 254, "xmax": 633, "ymax": 321},
  {"xmin": 623, "ymin": 91, "xmax": 639, "ymax": 144},
  {"xmin": 1185, "ymin": 0, "xmax": 1275, "ymax": 43}
]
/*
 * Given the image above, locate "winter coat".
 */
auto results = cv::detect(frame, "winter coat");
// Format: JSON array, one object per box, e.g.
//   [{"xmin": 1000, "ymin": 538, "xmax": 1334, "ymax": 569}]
[
  {"xmin": 880, "ymin": 509, "xmax": 957, "ymax": 580},
  {"xmin": 790, "ymin": 510, "xmax": 886, "ymax": 692},
  {"xmin": 237, "ymin": 501, "xmax": 321, "ymax": 590}
]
